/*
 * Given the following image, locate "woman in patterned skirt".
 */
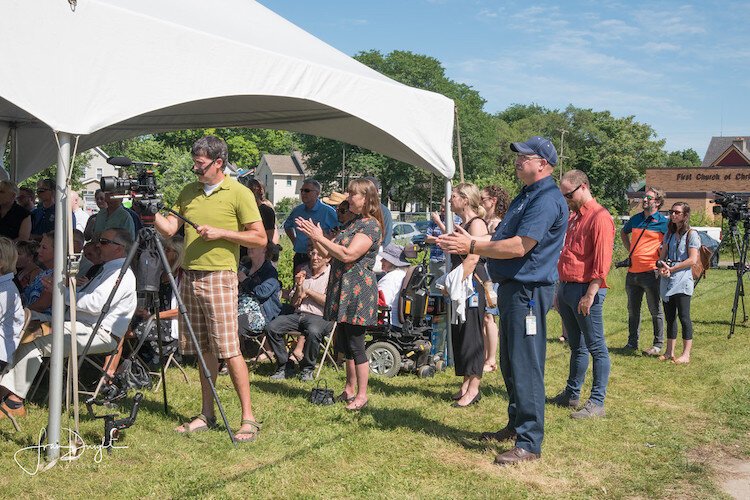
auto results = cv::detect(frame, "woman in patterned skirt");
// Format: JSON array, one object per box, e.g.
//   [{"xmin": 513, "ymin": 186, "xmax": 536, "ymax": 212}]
[{"xmin": 295, "ymin": 178, "xmax": 383, "ymax": 411}]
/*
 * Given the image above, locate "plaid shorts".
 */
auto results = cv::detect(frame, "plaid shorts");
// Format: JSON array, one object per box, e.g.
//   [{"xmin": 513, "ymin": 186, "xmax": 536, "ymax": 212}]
[{"xmin": 178, "ymin": 270, "xmax": 240, "ymax": 359}]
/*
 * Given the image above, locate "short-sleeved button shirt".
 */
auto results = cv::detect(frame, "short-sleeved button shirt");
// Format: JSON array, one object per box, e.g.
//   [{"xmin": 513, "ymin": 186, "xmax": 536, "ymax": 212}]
[
  {"xmin": 174, "ymin": 178, "xmax": 261, "ymax": 272},
  {"xmin": 324, "ymin": 217, "xmax": 382, "ymax": 326},
  {"xmin": 660, "ymin": 229, "xmax": 701, "ymax": 300},
  {"xmin": 93, "ymin": 205, "xmax": 136, "ymax": 240},
  {"xmin": 487, "ymin": 175, "xmax": 568, "ymax": 285},
  {"xmin": 284, "ymin": 200, "xmax": 338, "ymax": 253}
]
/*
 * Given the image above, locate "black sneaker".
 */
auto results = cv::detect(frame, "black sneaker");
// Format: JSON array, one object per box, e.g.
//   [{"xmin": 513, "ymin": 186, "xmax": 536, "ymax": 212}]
[
  {"xmin": 270, "ymin": 365, "xmax": 290, "ymax": 380},
  {"xmin": 299, "ymin": 369, "xmax": 314, "ymax": 382},
  {"xmin": 546, "ymin": 390, "xmax": 580, "ymax": 408}
]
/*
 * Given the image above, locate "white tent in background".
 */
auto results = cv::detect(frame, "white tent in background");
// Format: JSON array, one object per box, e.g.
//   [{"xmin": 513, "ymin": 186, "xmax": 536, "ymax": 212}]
[
  {"xmin": 0, "ymin": 0, "xmax": 456, "ymax": 462},
  {"xmin": 0, "ymin": 0, "xmax": 455, "ymax": 179}
]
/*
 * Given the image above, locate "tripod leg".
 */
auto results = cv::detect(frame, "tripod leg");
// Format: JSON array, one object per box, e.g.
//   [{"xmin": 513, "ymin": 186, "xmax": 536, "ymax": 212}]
[
  {"xmin": 151, "ymin": 233, "xmax": 236, "ymax": 446},
  {"xmin": 152, "ymin": 295, "xmax": 169, "ymax": 415}
]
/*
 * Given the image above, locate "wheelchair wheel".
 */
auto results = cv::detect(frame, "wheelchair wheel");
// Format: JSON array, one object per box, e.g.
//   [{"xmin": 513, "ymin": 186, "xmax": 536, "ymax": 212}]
[{"xmin": 366, "ymin": 341, "xmax": 401, "ymax": 377}]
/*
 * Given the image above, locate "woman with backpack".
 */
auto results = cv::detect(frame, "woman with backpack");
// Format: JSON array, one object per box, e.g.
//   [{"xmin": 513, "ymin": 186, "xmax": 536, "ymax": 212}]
[{"xmin": 657, "ymin": 202, "xmax": 700, "ymax": 364}]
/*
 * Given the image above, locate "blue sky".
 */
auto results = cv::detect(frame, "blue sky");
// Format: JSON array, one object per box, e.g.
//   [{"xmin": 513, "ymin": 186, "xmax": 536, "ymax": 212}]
[{"xmin": 259, "ymin": 0, "xmax": 750, "ymax": 159}]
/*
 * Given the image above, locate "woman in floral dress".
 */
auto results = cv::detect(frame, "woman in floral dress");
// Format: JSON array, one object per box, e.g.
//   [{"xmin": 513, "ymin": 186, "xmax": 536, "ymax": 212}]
[{"xmin": 295, "ymin": 178, "xmax": 382, "ymax": 411}]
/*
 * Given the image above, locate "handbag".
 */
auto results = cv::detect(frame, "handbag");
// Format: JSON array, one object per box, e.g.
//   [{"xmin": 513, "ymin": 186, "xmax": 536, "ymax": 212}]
[
  {"xmin": 238, "ymin": 293, "xmax": 266, "ymax": 334},
  {"xmin": 309, "ymin": 379, "xmax": 335, "ymax": 405}
]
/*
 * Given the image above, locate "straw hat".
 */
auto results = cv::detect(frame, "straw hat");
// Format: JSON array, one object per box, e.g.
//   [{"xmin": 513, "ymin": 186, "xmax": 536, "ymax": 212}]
[{"xmin": 322, "ymin": 191, "xmax": 347, "ymax": 205}]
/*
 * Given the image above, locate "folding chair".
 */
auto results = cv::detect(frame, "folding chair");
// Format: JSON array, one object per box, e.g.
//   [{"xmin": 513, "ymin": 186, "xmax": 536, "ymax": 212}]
[
  {"xmin": 244, "ymin": 332, "xmax": 276, "ymax": 370},
  {"xmin": 315, "ymin": 322, "xmax": 339, "ymax": 380}
]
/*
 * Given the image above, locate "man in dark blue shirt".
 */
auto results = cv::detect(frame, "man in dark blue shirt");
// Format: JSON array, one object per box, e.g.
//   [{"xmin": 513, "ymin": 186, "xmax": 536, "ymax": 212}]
[{"xmin": 439, "ymin": 136, "xmax": 568, "ymax": 466}]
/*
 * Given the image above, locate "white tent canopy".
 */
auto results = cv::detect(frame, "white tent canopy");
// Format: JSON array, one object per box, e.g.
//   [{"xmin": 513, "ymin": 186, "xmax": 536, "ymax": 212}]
[
  {"xmin": 0, "ymin": 0, "xmax": 455, "ymax": 180},
  {"xmin": 0, "ymin": 0, "xmax": 457, "ymax": 462}
]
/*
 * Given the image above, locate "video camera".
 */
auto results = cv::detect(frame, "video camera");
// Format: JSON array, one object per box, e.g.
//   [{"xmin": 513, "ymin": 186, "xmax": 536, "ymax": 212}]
[
  {"xmin": 713, "ymin": 191, "xmax": 750, "ymax": 222},
  {"xmin": 102, "ymin": 157, "xmax": 162, "ymax": 216}
]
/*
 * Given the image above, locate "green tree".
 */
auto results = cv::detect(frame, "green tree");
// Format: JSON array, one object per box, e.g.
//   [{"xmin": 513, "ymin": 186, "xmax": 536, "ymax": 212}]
[
  {"xmin": 665, "ymin": 148, "xmax": 701, "ymax": 167},
  {"xmin": 494, "ymin": 104, "xmax": 666, "ymax": 213},
  {"xmin": 19, "ymin": 150, "xmax": 91, "ymax": 191},
  {"xmin": 299, "ymin": 50, "xmax": 499, "ymax": 210}
]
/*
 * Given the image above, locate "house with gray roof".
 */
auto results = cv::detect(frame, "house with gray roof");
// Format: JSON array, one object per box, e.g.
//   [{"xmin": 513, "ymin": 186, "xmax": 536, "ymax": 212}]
[
  {"xmin": 701, "ymin": 136, "xmax": 750, "ymax": 167},
  {"xmin": 254, "ymin": 151, "xmax": 309, "ymax": 205}
]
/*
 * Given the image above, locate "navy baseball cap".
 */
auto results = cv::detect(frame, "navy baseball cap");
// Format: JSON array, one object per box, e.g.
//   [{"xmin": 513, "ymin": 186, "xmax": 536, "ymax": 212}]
[{"xmin": 510, "ymin": 136, "xmax": 558, "ymax": 166}]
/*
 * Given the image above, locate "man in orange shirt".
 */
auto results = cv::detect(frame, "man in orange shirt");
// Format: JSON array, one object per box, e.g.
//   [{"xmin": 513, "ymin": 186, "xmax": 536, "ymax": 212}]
[
  {"xmin": 548, "ymin": 170, "xmax": 614, "ymax": 418},
  {"xmin": 621, "ymin": 187, "xmax": 669, "ymax": 355}
]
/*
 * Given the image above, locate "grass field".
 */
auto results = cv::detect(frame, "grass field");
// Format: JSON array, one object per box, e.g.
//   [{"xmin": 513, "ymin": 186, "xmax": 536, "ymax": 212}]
[{"xmin": 1, "ymin": 267, "xmax": 749, "ymax": 499}]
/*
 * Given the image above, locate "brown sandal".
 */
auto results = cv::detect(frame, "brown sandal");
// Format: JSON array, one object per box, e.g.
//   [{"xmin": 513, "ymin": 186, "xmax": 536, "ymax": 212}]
[
  {"xmin": 235, "ymin": 419, "xmax": 261, "ymax": 443},
  {"xmin": 176, "ymin": 413, "xmax": 216, "ymax": 434}
]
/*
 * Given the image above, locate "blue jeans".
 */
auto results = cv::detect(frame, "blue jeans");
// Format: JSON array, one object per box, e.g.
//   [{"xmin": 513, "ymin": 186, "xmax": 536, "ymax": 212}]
[
  {"xmin": 625, "ymin": 271, "xmax": 664, "ymax": 349},
  {"xmin": 557, "ymin": 282, "xmax": 611, "ymax": 406},
  {"xmin": 498, "ymin": 280, "xmax": 554, "ymax": 455}
]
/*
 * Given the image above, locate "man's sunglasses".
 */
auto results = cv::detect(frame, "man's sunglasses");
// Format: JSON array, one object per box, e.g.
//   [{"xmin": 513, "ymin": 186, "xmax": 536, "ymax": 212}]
[
  {"xmin": 300, "ymin": 188, "xmax": 316, "ymax": 194},
  {"xmin": 98, "ymin": 237, "xmax": 123, "ymax": 247},
  {"xmin": 563, "ymin": 184, "xmax": 582, "ymax": 199}
]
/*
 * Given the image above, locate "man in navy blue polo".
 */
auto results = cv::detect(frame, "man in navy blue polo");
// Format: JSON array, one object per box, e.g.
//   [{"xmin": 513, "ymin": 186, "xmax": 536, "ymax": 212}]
[
  {"xmin": 284, "ymin": 179, "xmax": 338, "ymax": 271},
  {"xmin": 438, "ymin": 136, "xmax": 568, "ymax": 466}
]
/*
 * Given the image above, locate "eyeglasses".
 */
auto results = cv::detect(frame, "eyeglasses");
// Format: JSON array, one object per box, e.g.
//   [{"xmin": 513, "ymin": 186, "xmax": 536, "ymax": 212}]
[
  {"xmin": 300, "ymin": 188, "xmax": 314, "ymax": 193},
  {"xmin": 669, "ymin": 209, "xmax": 683, "ymax": 215},
  {"xmin": 516, "ymin": 155, "xmax": 543, "ymax": 164},
  {"xmin": 98, "ymin": 237, "xmax": 123, "ymax": 247},
  {"xmin": 562, "ymin": 184, "xmax": 583, "ymax": 199},
  {"xmin": 337, "ymin": 207, "xmax": 349, "ymax": 214},
  {"xmin": 642, "ymin": 195, "xmax": 655, "ymax": 201},
  {"xmin": 193, "ymin": 158, "xmax": 217, "ymax": 170},
  {"xmin": 481, "ymin": 197, "xmax": 493, "ymax": 202},
  {"xmin": 37, "ymin": 188, "xmax": 51, "ymax": 193}
]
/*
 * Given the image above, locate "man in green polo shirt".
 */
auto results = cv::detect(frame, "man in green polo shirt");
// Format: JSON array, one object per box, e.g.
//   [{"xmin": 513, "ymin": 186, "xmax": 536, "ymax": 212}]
[{"xmin": 155, "ymin": 135, "xmax": 267, "ymax": 443}]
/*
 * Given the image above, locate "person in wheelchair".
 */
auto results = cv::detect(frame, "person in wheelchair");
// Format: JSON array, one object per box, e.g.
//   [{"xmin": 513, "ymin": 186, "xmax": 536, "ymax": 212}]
[
  {"xmin": 377, "ymin": 244, "xmax": 410, "ymax": 330},
  {"xmin": 266, "ymin": 246, "xmax": 332, "ymax": 381}
]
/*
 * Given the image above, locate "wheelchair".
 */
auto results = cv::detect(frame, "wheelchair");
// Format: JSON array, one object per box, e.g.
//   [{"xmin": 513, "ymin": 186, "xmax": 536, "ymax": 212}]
[{"xmin": 365, "ymin": 242, "xmax": 447, "ymax": 378}]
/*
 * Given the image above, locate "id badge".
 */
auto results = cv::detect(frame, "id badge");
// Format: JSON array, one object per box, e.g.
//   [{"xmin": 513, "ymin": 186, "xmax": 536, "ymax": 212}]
[{"xmin": 469, "ymin": 292, "xmax": 479, "ymax": 308}]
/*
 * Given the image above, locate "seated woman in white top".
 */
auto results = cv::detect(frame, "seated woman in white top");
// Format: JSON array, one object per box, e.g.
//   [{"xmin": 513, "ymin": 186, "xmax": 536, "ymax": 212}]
[
  {"xmin": 377, "ymin": 244, "xmax": 411, "ymax": 329},
  {"xmin": 0, "ymin": 237, "xmax": 25, "ymax": 373}
]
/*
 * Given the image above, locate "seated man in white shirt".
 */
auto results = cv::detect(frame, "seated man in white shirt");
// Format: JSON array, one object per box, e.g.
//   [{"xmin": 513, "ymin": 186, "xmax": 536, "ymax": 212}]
[
  {"xmin": 0, "ymin": 228, "xmax": 137, "ymax": 420},
  {"xmin": 377, "ymin": 244, "xmax": 411, "ymax": 330},
  {"xmin": 266, "ymin": 247, "xmax": 333, "ymax": 382}
]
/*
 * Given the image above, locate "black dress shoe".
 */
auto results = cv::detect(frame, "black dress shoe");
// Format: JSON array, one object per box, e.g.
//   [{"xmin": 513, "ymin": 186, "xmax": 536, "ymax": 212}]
[
  {"xmin": 451, "ymin": 392, "xmax": 481, "ymax": 408},
  {"xmin": 493, "ymin": 447, "xmax": 541, "ymax": 466},
  {"xmin": 480, "ymin": 425, "xmax": 516, "ymax": 442}
]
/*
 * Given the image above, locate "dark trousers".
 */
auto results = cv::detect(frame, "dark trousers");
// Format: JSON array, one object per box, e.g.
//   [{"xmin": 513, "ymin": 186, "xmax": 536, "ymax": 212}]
[
  {"xmin": 497, "ymin": 280, "xmax": 554, "ymax": 455},
  {"xmin": 265, "ymin": 312, "xmax": 333, "ymax": 371},
  {"xmin": 293, "ymin": 253, "xmax": 310, "ymax": 273},
  {"xmin": 625, "ymin": 271, "xmax": 664, "ymax": 348},
  {"xmin": 663, "ymin": 293, "xmax": 693, "ymax": 340}
]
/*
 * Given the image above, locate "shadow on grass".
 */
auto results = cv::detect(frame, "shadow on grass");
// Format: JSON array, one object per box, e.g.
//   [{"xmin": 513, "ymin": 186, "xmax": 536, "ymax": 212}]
[
  {"xmin": 253, "ymin": 379, "xmax": 311, "ymax": 399},
  {"xmin": 174, "ymin": 432, "xmax": 348, "ymax": 497},
  {"xmin": 361, "ymin": 405, "xmax": 491, "ymax": 452},
  {"xmin": 609, "ymin": 346, "xmax": 642, "ymax": 357}
]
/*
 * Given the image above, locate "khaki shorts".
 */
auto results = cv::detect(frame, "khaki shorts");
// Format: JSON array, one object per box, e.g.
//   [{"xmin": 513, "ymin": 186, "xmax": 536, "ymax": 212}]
[{"xmin": 178, "ymin": 270, "xmax": 240, "ymax": 359}]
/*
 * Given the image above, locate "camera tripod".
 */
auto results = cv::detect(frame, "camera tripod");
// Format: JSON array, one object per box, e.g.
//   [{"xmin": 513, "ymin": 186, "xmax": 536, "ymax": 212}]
[
  {"xmin": 719, "ymin": 217, "xmax": 750, "ymax": 339},
  {"xmin": 78, "ymin": 216, "xmax": 237, "ymax": 445}
]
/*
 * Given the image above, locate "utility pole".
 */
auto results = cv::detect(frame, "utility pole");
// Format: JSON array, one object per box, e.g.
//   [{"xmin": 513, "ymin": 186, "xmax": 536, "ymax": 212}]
[
  {"xmin": 341, "ymin": 144, "xmax": 346, "ymax": 189},
  {"xmin": 558, "ymin": 129, "xmax": 568, "ymax": 180}
]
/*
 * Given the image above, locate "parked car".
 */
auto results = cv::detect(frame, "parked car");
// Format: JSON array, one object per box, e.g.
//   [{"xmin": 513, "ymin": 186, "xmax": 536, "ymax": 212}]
[
  {"xmin": 413, "ymin": 220, "xmax": 431, "ymax": 234},
  {"xmin": 392, "ymin": 222, "xmax": 422, "ymax": 242},
  {"xmin": 695, "ymin": 230, "xmax": 720, "ymax": 268}
]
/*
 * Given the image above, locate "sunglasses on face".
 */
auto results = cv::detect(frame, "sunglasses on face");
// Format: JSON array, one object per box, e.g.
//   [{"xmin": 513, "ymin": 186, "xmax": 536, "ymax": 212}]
[
  {"xmin": 300, "ymin": 188, "xmax": 315, "ymax": 194},
  {"xmin": 98, "ymin": 237, "xmax": 123, "ymax": 247},
  {"xmin": 563, "ymin": 184, "xmax": 583, "ymax": 199},
  {"xmin": 669, "ymin": 209, "xmax": 683, "ymax": 215},
  {"xmin": 643, "ymin": 195, "xmax": 655, "ymax": 201}
]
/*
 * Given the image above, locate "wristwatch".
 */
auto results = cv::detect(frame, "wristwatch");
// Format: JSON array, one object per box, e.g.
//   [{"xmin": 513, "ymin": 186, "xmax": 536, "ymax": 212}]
[{"xmin": 469, "ymin": 240, "xmax": 476, "ymax": 255}]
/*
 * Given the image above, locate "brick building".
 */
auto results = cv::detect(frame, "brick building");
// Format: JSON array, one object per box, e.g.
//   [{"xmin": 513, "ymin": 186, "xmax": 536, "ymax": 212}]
[{"xmin": 630, "ymin": 136, "xmax": 750, "ymax": 216}]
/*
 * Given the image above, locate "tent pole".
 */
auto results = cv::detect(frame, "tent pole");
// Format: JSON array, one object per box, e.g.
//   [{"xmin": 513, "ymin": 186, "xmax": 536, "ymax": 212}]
[
  {"xmin": 444, "ymin": 178, "xmax": 454, "ymax": 366},
  {"xmin": 9, "ymin": 123, "xmax": 18, "ymax": 182},
  {"xmin": 46, "ymin": 132, "xmax": 70, "ymax": 462}
]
